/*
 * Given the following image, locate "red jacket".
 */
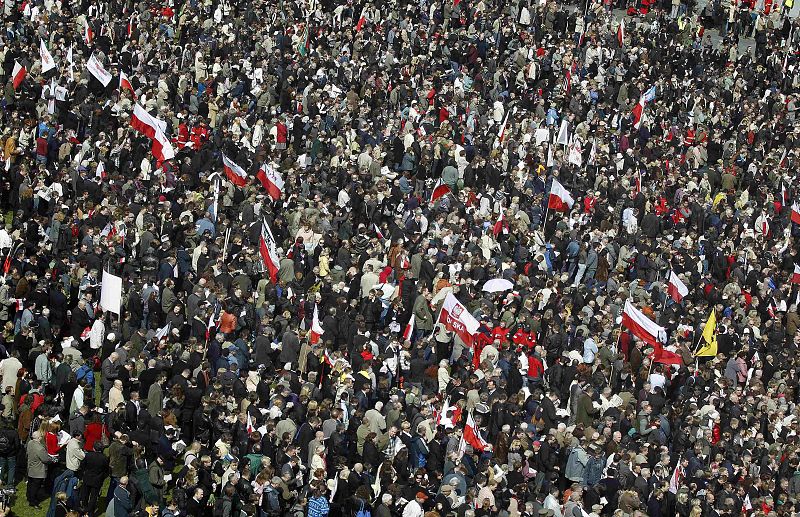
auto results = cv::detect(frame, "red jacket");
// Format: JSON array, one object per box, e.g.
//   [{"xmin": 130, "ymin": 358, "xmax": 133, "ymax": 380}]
[{"xmin": 527, "ymin": 355, "xmax": 544, "ymax": 379}]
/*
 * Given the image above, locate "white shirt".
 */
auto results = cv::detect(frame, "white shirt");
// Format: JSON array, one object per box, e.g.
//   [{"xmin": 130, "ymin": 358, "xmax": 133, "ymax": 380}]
[
  {"xmin": 71, "ymin": 385, "xmax": 84, "ymax": 413},
  {"xmin": 402, "ymin": 500, "xmax": 424, "ymax": 517}
]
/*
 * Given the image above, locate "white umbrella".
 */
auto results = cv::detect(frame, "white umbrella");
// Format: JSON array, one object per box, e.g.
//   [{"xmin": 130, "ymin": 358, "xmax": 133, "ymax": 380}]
[{"xmin": 482, "ymin": 278, "xmax": 514, "ymax": 293}]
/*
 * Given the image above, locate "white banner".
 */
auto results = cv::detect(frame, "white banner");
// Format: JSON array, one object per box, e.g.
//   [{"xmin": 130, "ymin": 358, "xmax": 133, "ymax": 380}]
[
  {"xmin": 100, "ymin": 270, "xmax": 122, "ymax": 314},
  {"xmin": 438, "ymin": 293, "xmax": 479, "ymax": 347},
  {"xmin": 86, "ymin": 54, "xmax": 113, "ymax": 87}
]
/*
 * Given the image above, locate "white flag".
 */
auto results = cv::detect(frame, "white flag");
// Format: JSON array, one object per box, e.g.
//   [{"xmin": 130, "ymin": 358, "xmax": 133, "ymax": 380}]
[
  {"xmin": 86, "ymin": 54, "xmax": 113, "ymax": 87},
  {"xmin": 556, "ymin": 119, "xmax": 570, "ymax": 146},
  {"xmin": 99, "ymin": 270, "xmax": 123, "ymax": 314},
  {"xmin": 40, "ymin": 39, "xmax": 56, "ymax": 73}
]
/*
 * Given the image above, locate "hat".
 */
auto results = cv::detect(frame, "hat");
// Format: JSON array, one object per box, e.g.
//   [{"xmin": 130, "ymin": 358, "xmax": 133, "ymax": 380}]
[{"xmin": 416, "ymin": 492, "xmax": 428, "ymax": 500}]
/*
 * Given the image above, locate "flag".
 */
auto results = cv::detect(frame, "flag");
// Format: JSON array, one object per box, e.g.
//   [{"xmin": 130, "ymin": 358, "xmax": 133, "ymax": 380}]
[
  {"xmin": 222, "ymin": 154, "xmax": 248, "ymax": 187},
  {"xmin": 791, "ymin": 202, "xmax": 800, "ymax": 224},
  {"xmin": 95, "ymin": 161, "xmax": 107, "ymax": 180},
  {"xmin": 492, "ymin": 212, "xmax": 508, "ymax": 237},
  {"xmin": 668, "ymin": 463, "xmax": 684, "ymax": 494},
  {"xmin": 119, "ymin": 71, "xmax": 136, "ymax": 98},
  {"xmin": 742, "ymin": 494, "xmax": 752, "ymax": 512},
  {"xmin": 667, "ymin": 271, "xmax": 689, "ymax": 302},
  {"xmin": 83, "ymin": 18, "xmax": 94, "ymax": 45},
  {"xmin": 155, "ymin": 322, "xmax": 171, "ymax": 341},
  {"xmin": 548, "ymin": 178, "xmax": 574, "ymax": 211},
  {"xmin": 80, "ymin": 326, "xmax": 91, "ymax": 341},
  {"xmin": 259, "ymin": 219, "xmax": 281, "ymax": 283},
  {"xmin": 617, "ymin": 19, "xmax": 625, "ymax": 47},
  {"xmin": 131, "ymin": 104, "xmax": 175, "ymax": 162},
  {"xmin": 86, "ymin": 54, "xmax": 112, "ymax": 86},
  {"xmin": 402, "ymin": 314, "xmax": 415, "ymax": 342},
  {"xmin": 462, "ymin": 412, "xmax": 490, "ymax": 452},
  {"xmin": 11, "ymin": 61, "xmax": 26, "ymax": 89},
  {"xmin": 622, "ymin": 300, "xmax": 667, "ymax": 346},
  {"xmin": 556, "ymin": 119, "xmax": 570, "ymax": 145},
  {"xmin": 256, "ymin": 163, "xmax": 284, "ymax": 200},
  {"xmin": 310, "ymin": 304, "xmax": 324, "ymax": 344},
  {"xmin": 204, "ymin": 308, "xmax": 218, "ymax": 342},
  {"xmin": 497, "ymin": 111, "xmax": 510, "ymax": 143},
  {"xmin": 562, "ymin": 68, "xmax": 572, "ymax": 95},
  {"xmin": 650, "ymin": 342, "xmax": 683, "ymax": 366},
  {"xmin": 792, "ymin": 264, "xmax": 800, "ymax": 284},
  {"xmin": 438, "ymin": 293, "xmax": 480, "ymax": 346},
  {"xmin": 297, "ymin": 24, "xmax": 310, "ymax": 56},
  {"xmin": 695, "ymin": 310, "xmax": 717, "ymax": 357},
  {"xmin": 127, "ymin": 15, "xmax": 135, "ymax": 38},
  {"xmin": 66, "ymin": 45, "xmax": 74, "ymax": 77},
  {"xmin": 40, "ymin": 39, "xmax": 56, "ymax": 73},
  {"xmin": 355, "ymin": 10, "xmax": 367, "ymax": 31},
  {"xmin": 631, "ymin": 96, "xmax": 645, "ymax": 129},
  {"xmin": 430, "ymin": 179, "xmax": 451, "ymax": 204},
  {"xmin": 373, "ymin": 224, "xmax": 385, "ymax": 241},
  {"xmin": 246, "ymin": 413, "xmax": 254, "ymax": 435}
]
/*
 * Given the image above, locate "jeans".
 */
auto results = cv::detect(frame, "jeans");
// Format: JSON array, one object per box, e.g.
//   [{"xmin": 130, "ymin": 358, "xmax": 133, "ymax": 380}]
[{"xmin": 0, "ymin": 455, "xmax": 14, "ymax": 485}]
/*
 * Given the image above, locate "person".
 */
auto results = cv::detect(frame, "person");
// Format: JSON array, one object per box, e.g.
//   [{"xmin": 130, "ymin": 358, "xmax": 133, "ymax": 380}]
[
  {"xmin": 80, "ymin": 442, "xmax": 109, "ymax": 517},
  {"xmin": 111, "ymin": 476, "xmax": 132, "ymax": 517},
  {"xmin": 26, "ymin": 431, "xmax": 56, "ymax": 508},
  {"xmin": 0, "ymin": 425, "xmax": 19, "ymax": 486}
]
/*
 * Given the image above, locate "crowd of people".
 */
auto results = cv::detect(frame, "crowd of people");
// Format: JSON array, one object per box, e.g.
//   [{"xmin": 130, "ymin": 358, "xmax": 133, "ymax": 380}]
[{"xmin": 0, "ymin": 0, "xmax": 800, "ymax": 516}]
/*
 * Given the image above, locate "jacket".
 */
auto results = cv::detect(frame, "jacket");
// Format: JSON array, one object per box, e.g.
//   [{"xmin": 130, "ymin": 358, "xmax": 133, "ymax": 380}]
[
  {"xmin": 83, "ymin": 450, "xmax": 110, "ymax": 487},
  {"xmin": 564, "ymin": 445, "xmax": 588, "ymax": 483},
  {"xmin": 412, "ymin": 296, "xmax": 433, "ymax": 331},
  {"xmin": 26, "ymin": 439, "xmax": 54, "ymax": 479}
]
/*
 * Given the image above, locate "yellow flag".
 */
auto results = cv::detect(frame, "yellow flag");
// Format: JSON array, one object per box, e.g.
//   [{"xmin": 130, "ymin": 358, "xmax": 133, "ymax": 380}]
[
  {"xmin": 695, "ymin": 310, "xmax": 717, "ymax": 357},
  {"xmin": 712, "ymin": 192, "xmax": 726, "ymax": 208}
]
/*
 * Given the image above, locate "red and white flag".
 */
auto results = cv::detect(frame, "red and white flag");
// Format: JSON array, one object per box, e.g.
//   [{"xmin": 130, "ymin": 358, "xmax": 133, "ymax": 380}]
[
  {"xmin": 96, "ymin": 161, "xmax": 107, "ymax": 180},
  {"xmin": 246, "ymin": 413, "xmax": 254, "ymax": 435},
  {"xmin": 438, "ymin": 293, "xmax": 479, "ymax": 346},
  {"xmin": 259, "ymin": 219, "xmax": 280, "ymax": 283},
  {"xmin": 131, "ymin": 104, "xmax": 175, "ymax": 162},
  {"xmin": 791, "ymin": 201, "xmax": 800, "ymax": 224},
  {"xmin": 742, "ymin": 494, "xmax": 752, "ymax": 512},
  {"xmin": 492, "ymin": 212, "xmax": 508, "ymax": 237},
  {"xmin": 84, "ymin": 18, "xmax": 94, "ymax": 45},
  {"xmin": 119, "ymin": 71, "xmax": 136, "ymax": 98},
  {"xmin": 310, "ymin": 304, "xmax": 324, "ymax": 344},
  {"xmin": 631, "ymin": 96, "xmax": 646, "ymax": 129},
  {"xmin": 462, "ymin": 412, "xmax": 490, "ymax": 452},
  {"xmin": 373, "ymin": 223, "xmax": 385, "ymax": 241},
  {"xmin": 668, "ymin": 462, "xmax": 684, "ymax": 494},
  {"xmin": 497, "ymin": 111, "xmax": 509, "ymax": 143},
  {"xmin": 127, "ymin": 15, "xmax": 136, "ymax": 38},
  {"xmin": 622, "ymin": 300, "xmax": 667, "ymax": 346},
  {"xmin": 12, "ymin": 61, "xmax": 26, "ymax": 89},
  {"xmin": 402, "ymin": 314, "xmax": 415, "ymax": 342},
  {"xmin": 86, "ymin": 54, "xmax": 112, "ymax": 87},
  {"xmin": 222, "ymin": 154, "xmax": 248, "ymax": 187},
  {"xmin": 548, "ymin": 178, "xmax": 574, "ymax": 211},
  {"xmin": 792, "ymin": 264, "xmax": 800, "ymax": 284},
  {"xmin": 617, "ymin": 19, "xmax": 625, "ymax": 47},
  {"xmin": 430, "ymin": 178, "xmax": 451, "ymax": 204},
  {"xmin": 667, "ymin": 271, "xmax": 689, "ymax": 302},
  {"xmin": 256, "ymin": 163, "xmax": 284, "ymax": 200}
]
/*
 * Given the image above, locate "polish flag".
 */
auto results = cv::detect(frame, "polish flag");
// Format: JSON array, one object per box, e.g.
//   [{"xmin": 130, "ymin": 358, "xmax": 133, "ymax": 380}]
[
  {"xmin": 222, "ymin": 154, "xmax": 248, "ymax": 187},
  {"xmin": 96, "ymin": 161, "xmax": 107, "ymax": 180},
  {"xmin": 373, "ymin": 224, "xmax": 385, "ymax": 241},
  {"xmin": 256, "ymin": 163, "xmax": 284, "ymax": 200},
  {"xmin": 617, "ymin": 19, "xmax": 625, "ymax": 47},
  {"xmin": 127, "ymin": 15, "xmax": 135, "ymax": 38},
  {"xmin": 119, "ymin": 71, "xmax": 136, "ymax": 98},
  {"xmin": 667, "ymin": 271, "xmax": 689, "ymax": 302},
  {"xmin": 668, "ymin": 463, "xmax": 684, "ymax": 494},
  {"xmin": 622, "ymin": 300, "xmax": 667, "ymax": 346},
  {"xmin": 631, "ymin": 96, "xmax": 645, "ymax": 129},
  {"xmin": 246, "ymin": 413, "xmax": 254, "ymax": 434},
  {"xmin": 462, "ymin": 412, "xmax": 490, "ymax": 452},
  {"xmin": 355, "ymin": 9, "xmax": 367, "ymax": 31},
  {"xmin": 792, "ymin": 264, "xmax": 800, "ymax": 284},
  {"xmin": 438, "ymin": 293, "xmax": 479, "ymax": 346},
  {"xmin": 430, "ymin": 179, "xmax": 451, "ymax": 204},
  {"xmin": 154, "ymin": 322, "xmax": 171, "ymax": 341},
  {"xmin": 547, "ymin": 178, "xmax": 574, "ymax": 211},
  {"xmin": 204, "ymin": 307, "xmax": 219, "ymax": 342},
  {"xmin": 310, "ymin": 304, "xmax": 324, "ymax": 344},
  {"xmin": 497, "ymin": 111, "xmax": 510, "ymax": 143},
  {"xmin": 402, "ymin": 314, "xmax": 415, "ymax": 342},
  {"xmin": 259, "ymin": 219, "xmax": 280, "ymax": 283},
  {"xmin": 650, "ymin": 342, "xmax": 683, "ymax": 366},
  {"xmin": 492, "ymin": 212, "xmax": 508, "ymax": 237},
  {"xmin": 130, "ymin": 104, "xmax": 175, "ymax": 162},
  {"xmin": 791, "ymin": 201, "xmax": 800, "ymax": 224},
  {"xmin": 84, "ymin": 18, "xmax": 94, "ymax": 45},
  {"xmin": 12, "ymin": 62, "xmax": 26, "ymax": 89}
]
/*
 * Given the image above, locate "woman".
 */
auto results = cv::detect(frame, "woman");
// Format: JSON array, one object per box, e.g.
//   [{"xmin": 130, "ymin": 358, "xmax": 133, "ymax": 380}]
[
  {"xmin": 53, "ymin": 491, "xmax": 69, "ymax": 517},
  {"xmin": 43, "ymin": 421, "xmax": 63, "ymax": 455},
  {"xmin": 310, "ymin": 444, "xmax": 326, "ymax": 473},
  {"xmin": 307, "ymin": 485, "xmax": 330, "ymax": 517}
]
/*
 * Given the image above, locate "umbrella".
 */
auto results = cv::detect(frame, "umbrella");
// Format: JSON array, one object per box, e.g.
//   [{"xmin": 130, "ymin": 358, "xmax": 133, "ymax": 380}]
[{"xmin": 482, "ymin": 278, "xmax": 514, "ymax": 293}]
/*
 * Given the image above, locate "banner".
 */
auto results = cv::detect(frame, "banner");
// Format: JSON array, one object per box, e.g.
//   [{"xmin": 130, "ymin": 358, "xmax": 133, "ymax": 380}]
[
  {"xmin": 87, "ymin": 54, "xmax": 113, "ymax": 87},
  {"xmin": 100, "ymin": 270, "xmax": 122, "ymax": 314},
  {"xmin": 438, "ymin": 293, "xmax": 479, "ymax": 346}
]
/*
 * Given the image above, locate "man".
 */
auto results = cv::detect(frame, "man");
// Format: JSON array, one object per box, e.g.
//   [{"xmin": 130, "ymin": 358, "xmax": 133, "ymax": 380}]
[
  {"xmin": 26, "ymin": 431, "xmax": 56, "ymax": 508},
  {"xmin": 149, "ymin": 455, "xmax": 166, "ymax": 504},
  {"xmin": 112, "ymin": 476, "xmax": 133, "ymax": 517},
  {"xmin": 65, "ymin": 430, "xmax": 86, "ymax": 472},
  {"xmin": 101, "ymin": 352, "xmax": 120, "ymax": 404},
  {"xmin": 106, "ymin": 434, "xmax": 133, "ymax": 501},
  {"xmin": 402, "ymin": 491, "xmax": 428, "ymax": 517},
  {"xmin": 81, "ymin": 442, "xmax": 109, "ymax": 516},
  {"xmin": 147, "ymin": 373, "xmax": 166, "ymax": 414}
]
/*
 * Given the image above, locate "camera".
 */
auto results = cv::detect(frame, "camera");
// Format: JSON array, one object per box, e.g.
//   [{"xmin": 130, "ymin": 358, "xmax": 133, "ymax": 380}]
[{"xmin": 0, "ymin": 487, "xmax": 16, "ymax": 510}]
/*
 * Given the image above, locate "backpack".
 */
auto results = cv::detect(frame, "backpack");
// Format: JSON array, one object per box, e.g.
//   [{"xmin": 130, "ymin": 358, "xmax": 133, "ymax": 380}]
[
  {"xmin": 532, "ymin": 403, "xmax": 545, "ymax": 432},
  {"xmin": 76, "ymin": 365, "xmax": 95, "ymax": 387},
  {"xmin": 0, "ymin": 433, "xmax": 10, "ymax": 453},
  {"xmin": 356, "ymin": 502, "xmax": 371, "ymax": 517}
]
